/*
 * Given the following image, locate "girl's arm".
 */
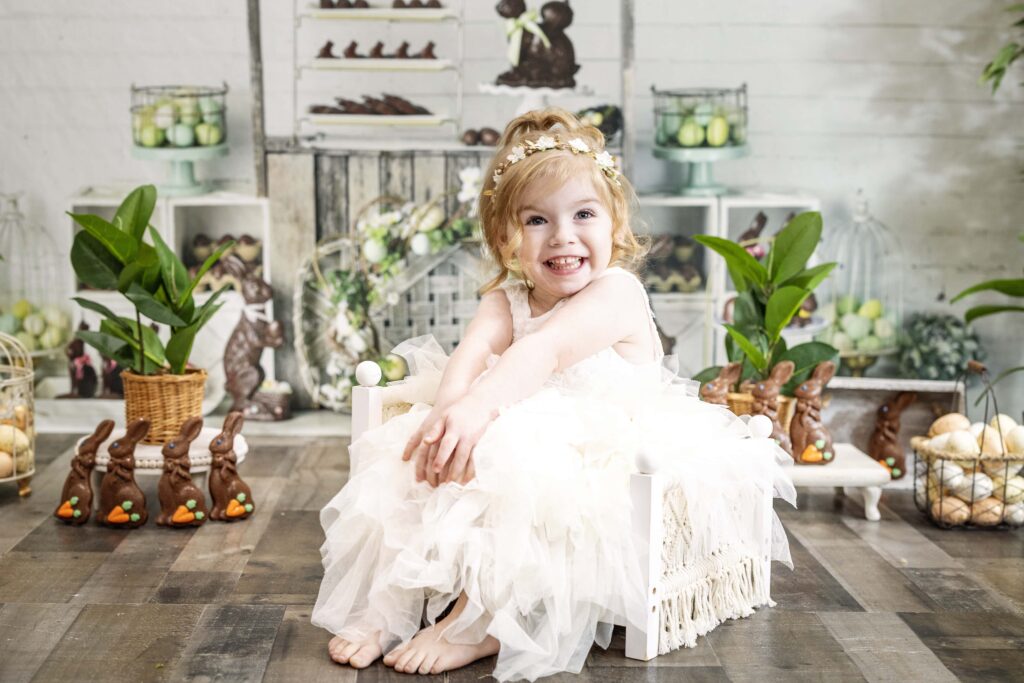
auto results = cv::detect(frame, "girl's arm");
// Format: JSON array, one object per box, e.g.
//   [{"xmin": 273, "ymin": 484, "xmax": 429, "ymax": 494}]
[
  {"xmin": 401, "ymin": 288, "xmax": 513, "ymax": 477},
  {"xmin": 430, "ymin": 273, "xmax": 645, "ymax": 480}
]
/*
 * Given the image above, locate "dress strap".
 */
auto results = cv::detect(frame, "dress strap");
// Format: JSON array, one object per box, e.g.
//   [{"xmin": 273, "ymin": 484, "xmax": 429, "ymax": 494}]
[
  {"xmin": 499, "ymin": 278, "xmax": 531, "ymax": 341},
  {"xmin": 596, "ymin": 267, "xmax": 664, "ymax": 362}
]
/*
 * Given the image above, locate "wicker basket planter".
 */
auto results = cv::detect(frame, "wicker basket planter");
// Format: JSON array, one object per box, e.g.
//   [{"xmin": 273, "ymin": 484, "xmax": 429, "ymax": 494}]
[
  {"xmin": 727, "ymin": 392, "xmax": 796, "ymax": 432},
  {"xmin": 122, "ymin": 368, "xmax": 206, "ymax": 444}
]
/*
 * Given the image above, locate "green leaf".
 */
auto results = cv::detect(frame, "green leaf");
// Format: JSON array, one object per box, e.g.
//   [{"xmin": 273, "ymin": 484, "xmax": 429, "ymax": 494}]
[
  {"xmin": 76, "ymin": 330, "xmax": 128, "ymax": 361},
  {"xmin": 166, "ymin": 302, "xmax": 222, "ymax": 373},
  {"xmin": 781, "ymin": 262, "xmax": 837, "ymax": 292},
  {"xmin": 103, "ymin": 318, "xmax": 166, "ymax": 369},
  {"xmin": 67, "ymin": 212, "xmax": 138, "ymax": 264},
  {"xmin": 71, "ymin": 298, "xmax": 132, "ymax": 335},
  {"xmin": 136, "ymin": 244, "xmax": 163, "ymax": 293},
  {"xmin": 124, "ymin": 283, "xmax": 187, "ymax": 326},
  {"xmin": 113, "ymin": 185, "xmax": 157, "ymax": 243},
  {"xmin": 777, "ymin": 342, "xmax": 840, "ymax": 396},
  {"xmin": 71, "ymin": 231, "xmax": 122, "ymax": 290},
  {"xmin": 148, "ymin": 226, "xmax": 189, "ymax": 303},
  {"xmin": 692, "ymin": 366, "xmax": 722, "ymax": 384},
  {"xmin": 694, "ymin": 235, "xmax": 768, "ymax": 291},
  {"xmin": 177, "ymin": 240, "xmax": 234, "ymax": 310},
  {"xmin": 732, "ymin": 291, "xmax": 761, "ymax": 328},
  {"xmin": 964, "ymin": 305, "xmax": 1024, "ymax": 324},
  {"xmin": 765, "ymin": 286, "xmax": 811, "ymax": 342},
  {"xmin": 768, "ymin": 211, "xmax": 822, "ymax": 284},
  {"xmin": 951, "ymin": 278, "xmax": 1024, "ymax": 302},
  {"xmin": 724, "ymin": 324, "xmax": 767, "ymax": 371}
]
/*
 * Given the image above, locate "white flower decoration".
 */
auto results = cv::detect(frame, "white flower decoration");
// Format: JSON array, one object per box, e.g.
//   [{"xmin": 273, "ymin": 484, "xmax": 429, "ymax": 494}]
[
  {"xmin": 492, "ymin": 171, "xmax": 502, "ymax": 185},
  {"xmin": 332, "ymin": 309, "xmax": 353, "ymax": 341},
  {"xmin": 594, "ymin": 151, "xmax": 615, "ymax": 169},
  {"xmin": 535, "ymin": 135, "xmax": 556, "ymax": 150},
  {"xmin": 568, "ymin": 138, "xmax": 590, "ymax": 153},
  {"xmin": 346, "ymin": 332, "xmax": 368, "ymax": 354},
  {"xmin": 458, "ymin": 166, "xmax": 483, "ymax": 206},
  {"xmin": 385, "ymin": 291, "xmax": 400, "ymax": 306},
  {"xmin": 506, "ymin": 146, "xmax": 526, "ymax": 163}
]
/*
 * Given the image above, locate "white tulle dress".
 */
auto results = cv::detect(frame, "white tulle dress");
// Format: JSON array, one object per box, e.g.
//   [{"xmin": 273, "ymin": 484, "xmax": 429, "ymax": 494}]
[{"xmin": 313, "ymin": 267, "xmax": 795, "ymax": 682}]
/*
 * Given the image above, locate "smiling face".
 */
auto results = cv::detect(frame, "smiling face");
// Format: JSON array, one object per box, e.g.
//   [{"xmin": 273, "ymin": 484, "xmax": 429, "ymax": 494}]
[{"xmin": 515, "ymin": 173, "xmax": 614, "ymax": 304}]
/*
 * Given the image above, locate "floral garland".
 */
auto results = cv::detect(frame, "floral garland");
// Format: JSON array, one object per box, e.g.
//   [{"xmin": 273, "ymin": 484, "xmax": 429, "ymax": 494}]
[{"xmin": 486, "ymin": 135, "xmax": 620, "ymax": 195}]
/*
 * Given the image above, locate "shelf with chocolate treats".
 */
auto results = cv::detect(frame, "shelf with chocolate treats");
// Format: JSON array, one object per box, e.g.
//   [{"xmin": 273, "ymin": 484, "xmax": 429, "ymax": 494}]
[
  {"xmin": 303, "ymin": 1, "xmax": 455, "ymax": 22},
  {"xmin": 306, "ymin": 93, "xmax": 448, "ymax": 126},
  {"xmin": 306, "ymin": 40, "xmax": 451, "ymax": 71}
]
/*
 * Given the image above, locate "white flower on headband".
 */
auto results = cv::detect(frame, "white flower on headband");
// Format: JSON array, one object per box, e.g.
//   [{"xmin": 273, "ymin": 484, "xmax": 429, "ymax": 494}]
[
  {"xmin": 568, "ymin": 138, "xmax": 590, "ymax": 154},
  {"xmin": 595, "ymin": 151, "xmax": 615, "ymax": 169},
  {"xmin": 507, "ymin": 146, "xmax": 526, "ymax": 163},
  {"xmin": 492, "ymin": 170, "xmax": 502, "ymax": 185},
  {"xmin": 535, "ymin": 135, "xmax": 557, "ymax": 150}
]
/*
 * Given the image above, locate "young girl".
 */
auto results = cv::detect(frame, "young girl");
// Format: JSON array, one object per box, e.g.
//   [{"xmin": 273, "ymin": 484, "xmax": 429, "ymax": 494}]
[{"xmin": 313, "ymin": 109, "xmax": 794, "ymax": 681}]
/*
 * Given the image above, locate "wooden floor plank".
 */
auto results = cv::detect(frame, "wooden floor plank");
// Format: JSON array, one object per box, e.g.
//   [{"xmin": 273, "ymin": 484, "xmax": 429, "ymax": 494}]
[
  {"xmin": 152, "ymin": 570, "xmax": 242, "ymax": 604},
  {"xmin": 885, "ymin": 495, "xmax": 1024, "ymax": 560},
  {"xmin": 230, "ymin": 509, "xmax": 324, "ymax": 605},
  {"xmin": 842, "ymin": 505, "xmax": 964, "ymax": 569},
  {"xmin": 279, "ymin": 439, "xmax": 350, "ymax": 511},
  {"xmin": 818, "ymin": 611, "xmax": 959, "ymax": 682},
  {"xmin": 900, "ymin": 612, "xmax": 1024, "ymax": 682},
  {"xmin": 169, "ymin": 603, "xmax": 285, "ymax": 681},
  {"xmin": 0, "ymin": 603, "xmax": 83, "ymax": 682},
  {"xmin": 0, "ymin": 551, "xmax": 107, "ymax": 603},
  {"xmin": 900, "ymin": 568, "xmax": 1015, "ymax": 614},
  {"xmin": 587, "ymin": 626, "xmax": 720, "ymax": 668},
  {"xmin": 772, "ymin": 535, "xmax": 864, "ymax": 612},
  {"xmin": 31, "ymin": 603, "xmax": 204, "ymax": 681},
  {"xmin": 264, "ymin": 606, "xmax": 357, "ymax": 683},
  {"xmin": 170, "ymin": 475, "xmax": 286, "ymax": 574}
]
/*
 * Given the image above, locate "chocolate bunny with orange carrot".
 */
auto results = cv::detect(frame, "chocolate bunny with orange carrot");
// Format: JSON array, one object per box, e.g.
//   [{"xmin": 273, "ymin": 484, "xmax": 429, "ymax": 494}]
[
  {"xmin": 867, "ymin": 391, "xmax": 917, "ymax": 479},
  {"xmin": 54, "ymin": 419, "xmax": 113, "ymax": 525},
  {"xmin": 208, "ymin": 411, "xmax": 254, "ymax": 521},
  {"xmin": 699, "ymin": 362, "xmax": 742, "ymax": 406},
  {"xmin": 97, "ymin": 419, "xmax": 150, "ymax": 528},
  {"xmin": 790, "ymin": 361, "xmax": 837, "ymax": 465},
  {"xmin": 157, "ymin": 416, "xmax": 209, "ymax": 527},
  {"xmin": 751, "ymin": 361, "xmax": 795, "ymax": 456}
]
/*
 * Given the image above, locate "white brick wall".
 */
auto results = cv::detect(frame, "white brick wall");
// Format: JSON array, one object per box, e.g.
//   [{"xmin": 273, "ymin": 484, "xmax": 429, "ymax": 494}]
[{"xmin": 2, "ymin": 0, "xmax": 1022, "ymax": 416}]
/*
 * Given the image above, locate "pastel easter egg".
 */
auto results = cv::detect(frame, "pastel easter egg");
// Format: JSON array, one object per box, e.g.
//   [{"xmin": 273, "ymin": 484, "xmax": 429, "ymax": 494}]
[
  {"xmin": 970, "ymin": 497, "xmax": 1004, "ymax": 527},
  {"xmin": 928, "ymin": 413, "xmax": 971, "ymax": 437},
  {"xmin": 1004, "ymin": 502, "xmax": 1024, "ymax": 526},
  {"xmin": 931, "ymin": 496, "xmax": 970, "ymax": 526},
  {"xmin": 991, "ymin": 475, "xmax": 1024, "ymax": 505},
  {"xmin": 952, "ymin": 471, "xmax": 993, "ymax": 502}
]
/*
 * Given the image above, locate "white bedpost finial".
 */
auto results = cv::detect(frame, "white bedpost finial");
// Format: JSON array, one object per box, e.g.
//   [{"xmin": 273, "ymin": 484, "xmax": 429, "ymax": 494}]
[
  {"xmin": 748, "ymin": 414, "xmax": 773, "ymax": 439},
  {"xmin": 635, "ymin": 448, "xmax": 662, "ymax": 475},
  {"xmin": 355, "ymin": 360, "xmax": 383, "ymax": 387}
]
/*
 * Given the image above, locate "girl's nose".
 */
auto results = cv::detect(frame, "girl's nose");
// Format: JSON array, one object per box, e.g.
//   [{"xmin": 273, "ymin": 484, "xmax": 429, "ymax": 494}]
[{"xmin": 549, "ymin": 219, "xmax": 577, "ymax": 246}]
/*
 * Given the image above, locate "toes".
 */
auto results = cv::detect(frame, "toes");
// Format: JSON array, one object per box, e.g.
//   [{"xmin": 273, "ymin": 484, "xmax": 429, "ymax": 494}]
[
  {"xmin": 328, "ymin": 637, "xmax": 350, "ymax": 663},
  {"xmin": 383, "ymin": 642, "xmax": 407, "ymax": 666},
  {"xmin": 406, "ymin": 648, "xmax": 428, "ymax": 675},
  {"xmin": 338, "ymin": 640, "xmax": 362, "ymax": 663},
  {"xmin": 421, "ymin": 652, "xmax": 440, "ymax": 675},
  {"xmin": 349, "ymin": 643, "xmax": 379, "ymax": 669},
  {"xmin": 396, "ymin": 647, "xmax": 419, "ymax": 673}
]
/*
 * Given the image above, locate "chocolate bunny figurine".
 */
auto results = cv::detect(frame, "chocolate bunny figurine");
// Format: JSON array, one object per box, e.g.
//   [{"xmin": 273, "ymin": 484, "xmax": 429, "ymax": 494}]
[
  {"xmin": 495, "ymin": 0, "xmax": 580, "ymax": 89},
  {"xmin": 751, "ymin": 361, "xmax": 795, "ymax": 456},
  {"xmin": 700, "ymin": 362, "xmax": 742, "ymax": 406},
  {"xmin": 60, "ymin": 322, "xmax": 98, "ymax": 398},
  {"xmin": 790, "ymin": 361, "xmax": 837, "ymax": 465},
  {"xmin": 97, "ymin": 419, "xmax": 150, "ymax": 528},
  {"xmin": 868, "ymin": 391, "xmax": 917, "ymax": 479},
  {"xmin": 157, "ymin": 417, "xmax": 209, "ymax": 527},
  {"xmin": 55, "ymin": 419, "xmax": 113, "ymax": 525},
  {"xmin": 221, "ymin": 255, "xmax": 285, "ymax": 420},
  {"xmin": 209, "ymin": 412, "xmax": 254, "ymax": 521}
]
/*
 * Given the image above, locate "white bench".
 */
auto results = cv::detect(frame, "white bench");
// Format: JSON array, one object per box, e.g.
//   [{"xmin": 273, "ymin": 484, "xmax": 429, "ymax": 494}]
[{"xmin": 784, "ymin": 443, "xmax": 890, "ymax": 521}]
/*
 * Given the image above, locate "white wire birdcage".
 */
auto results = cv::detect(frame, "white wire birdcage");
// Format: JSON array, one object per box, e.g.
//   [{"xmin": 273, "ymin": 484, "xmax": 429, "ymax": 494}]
[
  {"xmin": 0, "ymin": 193, "xmax": 73, "ymax": 360},
  {"xmin": 0, "ymin": 331, "xmax": 35, "ymax": 496}
]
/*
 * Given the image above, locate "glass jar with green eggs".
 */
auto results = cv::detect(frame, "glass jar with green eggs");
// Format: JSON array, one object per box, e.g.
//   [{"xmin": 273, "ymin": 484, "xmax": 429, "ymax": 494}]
[
  {"xmin": 651, "ymin": 84, "xmax": 747, "ymax": 149},
  {"xmin": 130, "ymin": 83, "xmax": 228, "ymax": 149}
]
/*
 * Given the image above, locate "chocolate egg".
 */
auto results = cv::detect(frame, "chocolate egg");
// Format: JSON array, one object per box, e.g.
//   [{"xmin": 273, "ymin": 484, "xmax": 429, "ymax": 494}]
[
  {"xmin": 478, "ymin": 127, "xmax": 500, "ymax": 146},
  {"xmin": 931, "ymin": 496, "xmax": 970, "ymax": 525},
  {"xmin": 928, "ymin": 412, "xmax": 971, "ymax": 437},
  {"xmin": 991, "ymin": 475, "xmax": 1024, "ymax": 505},
  {"xmin": 951, "ymin": 471, "xmax": 994, "ymax": 502},
  {"xmin": 970, "ymin": 497, "xmax": 1004, "ymax": 526},
  {"xmin": 946, "ymin": 430, "xmax": 981, "ymax": 457}
]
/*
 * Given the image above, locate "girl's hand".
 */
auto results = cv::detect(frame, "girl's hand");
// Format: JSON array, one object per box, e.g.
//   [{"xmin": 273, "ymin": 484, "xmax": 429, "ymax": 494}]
[
  {"xmin": 402, "ymin": 405, "xmax": 448, "ymax": 484},
  {"xmin": 431, "ymin": 398, "xmax": 495, "ymax": 485}
]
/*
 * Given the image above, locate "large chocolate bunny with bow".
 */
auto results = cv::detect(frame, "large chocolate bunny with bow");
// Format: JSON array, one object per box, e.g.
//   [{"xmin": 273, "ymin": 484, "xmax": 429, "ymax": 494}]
[
  {"xmin": 495, "ymin": 0, "xmax": 580, "ymax": 88},
  {"xmin": 98, "ymin": 419, "xmax": 150, "ymax": 528},
  {"xmin": 157, "ymin": 417, "xmax": 209, "ymax": 527},
  {"xmin": 221, "ymin": 255, "xmax": 285, "ymax": 420},
  {"xmin": 208, "ymin": 412, "xmax": 255, "ymax": 521},
  {"xmin": 751, "ymin": 361, "xmax": 795, "ymax": 456},
  {"xmin": 55, "ymin": 420, "xmax": 113, "ymax": 525}
]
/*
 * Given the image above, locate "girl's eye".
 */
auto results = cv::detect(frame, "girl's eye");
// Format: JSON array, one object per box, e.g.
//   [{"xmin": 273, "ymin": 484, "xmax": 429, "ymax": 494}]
[
  {"xmin": 576, "ymin": 209, "xmax": 594, "ymax": 220},
  {"xmin": 525, "ymin": 215, "xmax": 545, "ymax": 226}
]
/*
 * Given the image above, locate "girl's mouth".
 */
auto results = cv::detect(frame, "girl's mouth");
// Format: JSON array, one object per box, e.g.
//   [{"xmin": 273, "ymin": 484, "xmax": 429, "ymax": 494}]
[{"xmin": 544, "ymin": 256, "xmax": 586, "ymax": 274}]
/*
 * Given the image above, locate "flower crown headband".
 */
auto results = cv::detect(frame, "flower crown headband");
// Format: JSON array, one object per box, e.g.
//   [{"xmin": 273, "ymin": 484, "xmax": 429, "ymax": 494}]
[{"xmin": 483, "ymin": 134, "xmax": 621, "ymax": 196}]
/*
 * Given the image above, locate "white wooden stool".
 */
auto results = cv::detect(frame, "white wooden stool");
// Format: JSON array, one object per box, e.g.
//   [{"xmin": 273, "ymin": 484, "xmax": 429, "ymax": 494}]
[{"xmin": 784, "ymin": 443, "xmax": 890, "ymax": 521}]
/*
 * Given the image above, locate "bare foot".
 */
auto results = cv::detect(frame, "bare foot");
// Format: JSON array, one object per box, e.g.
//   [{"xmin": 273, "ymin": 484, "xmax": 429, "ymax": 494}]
[
  {"xmin": 328, "ymin": 632, "xmax": 383, "ymax": 668},
  {"xmin": 383, "ymin": 593, "xmax": 499, "ymax": 675}
]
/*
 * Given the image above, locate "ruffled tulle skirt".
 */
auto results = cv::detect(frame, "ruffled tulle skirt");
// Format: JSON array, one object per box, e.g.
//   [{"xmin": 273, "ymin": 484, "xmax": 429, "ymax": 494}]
[{"xmin": 312, "ymin": 337, "xmax": 795, "ymax": 681}]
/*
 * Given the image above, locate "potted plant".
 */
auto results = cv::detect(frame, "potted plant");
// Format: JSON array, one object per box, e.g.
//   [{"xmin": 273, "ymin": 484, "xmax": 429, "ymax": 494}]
[
  {"xmin": 693, "ymin": 211, "xmax": 839, "ymax": 423},
  {"xmin": 69, "ymin": 184, "xmax": 232, "ymax": 443}
]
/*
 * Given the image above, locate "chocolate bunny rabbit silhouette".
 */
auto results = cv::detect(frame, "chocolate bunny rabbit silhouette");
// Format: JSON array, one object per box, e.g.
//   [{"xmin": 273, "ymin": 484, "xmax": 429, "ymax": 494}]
[
  {"xmin": 208, "ymin": 411, "xmax": 255, "ymax": 521},
  {"xmin": 791, "ymin": 361, "xmax": 837, "ymax": 465},
  {"xmin": 97, "ymin": 419, "xmax": 150, "ymax": 528},
  {"xmin": 157, "ymin": 416, "xmax": 210, "ymax": 527},
  {"xmin": 54, "ymin": 419, "xmax": 113, "ymax": 525},
  {"xmin": 495, "ymin": 0, "xmax": 580, "ymax": 88},
  {"xmin": 751, "ymin": 361, "xmax": 795, "ymax": 456}
]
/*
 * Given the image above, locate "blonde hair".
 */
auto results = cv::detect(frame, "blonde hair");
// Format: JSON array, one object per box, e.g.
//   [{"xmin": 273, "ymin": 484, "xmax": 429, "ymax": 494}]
[{"xmin": 477, "ymin": 108, "xmax": 647, "ymax": 294}]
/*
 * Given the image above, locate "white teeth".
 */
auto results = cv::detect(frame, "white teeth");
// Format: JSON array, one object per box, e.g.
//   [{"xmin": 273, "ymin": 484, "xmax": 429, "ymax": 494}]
[{"xmin": 546, "ymin": 256, "xmax": 582, "ymax": 269}]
